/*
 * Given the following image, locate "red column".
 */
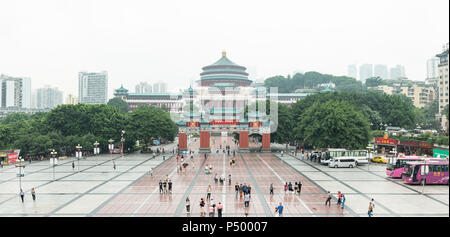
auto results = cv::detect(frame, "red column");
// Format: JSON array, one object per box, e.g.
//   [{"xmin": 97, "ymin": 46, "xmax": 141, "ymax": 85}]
[
  {"xmin": 239, "ymin": 131, "xmax": 249, "ymax": 151},
  {"xmin": 179, "ymin": 133, "xmax": 187, "ymax": 151},
  {"xmin": 200, "ymin": 131, "xmax": 211, "ymax": 152},
  {"xmin": 262, "ymin": 133, "xmax": 271, "ymax": 151}
]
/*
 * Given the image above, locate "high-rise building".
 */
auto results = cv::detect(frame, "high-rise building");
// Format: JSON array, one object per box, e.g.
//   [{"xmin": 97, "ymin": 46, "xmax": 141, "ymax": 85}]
[
  {"xmin": 368, "ymin": 82, "xmax": 435, "ymax": 108},
  {"xmin": 153, "ymin": 81, "xmax": 168, "ymax": 93},
  {"xmin": 135, "ymin": 82, "xmax": 152, "ymax": 93},
  {"xmin": 427, "ymin": 57, "xmax": 440, "ymax": 80},
  {"xmin": 390, "ymin": 65, "xmax": 406, "ymax": 79},
  {"xmin": 153, "ymin": 83, "xmax": 160, "ymax": 93},
  {"xmin": 374, "ymin": 64, "xmax": 388, "ymax": 79},
  {"xmin": 36, "ymin": 86, "xmax": 63, "ymax": 109},
  {"xmin": 65, "ymin": 93, "xmax": 78, "ymax": 105},
  {"xmin": 436, "ymin": 45, "xmax": 449, "ymax": 131},
  {"xmin": 359, "ymin": 64, "xmax": 373, "ymax": 84},
  {"xmin": 0, "ymin": 75, "xmax": 31, "ymax": 108},
  {"xmin": 160, "ymin": 82, "xmax": 168, "ymax": 93},
  {"xmin": 78, "ymin": 71, "xmax": 108, "ymax": 104},
  {"xmin": 347, "ymin": 65, "xmax": 357, "ymax": 79}
]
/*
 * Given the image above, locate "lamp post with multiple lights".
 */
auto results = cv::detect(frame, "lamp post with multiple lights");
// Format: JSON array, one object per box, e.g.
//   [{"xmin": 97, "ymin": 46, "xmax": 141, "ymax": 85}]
[
  {"xmin": 94, "ymin": 141, "xmax": 100, "ymax": 155},
  {"xmin": 50, "ymin": 149, "xmax": 58, "ymax": 181},
  {"xmin": 15, "ymin": 156, "xmax": 25, "ymax": 190},
  {"xmin": 76, "ymin": 144, "xmax": 82, "ymax": 171}
]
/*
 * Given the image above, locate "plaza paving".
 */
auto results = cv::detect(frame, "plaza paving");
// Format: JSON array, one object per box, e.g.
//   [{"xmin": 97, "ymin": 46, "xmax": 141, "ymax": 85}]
[{"xmin": 0, "ymin": 137, "xmax": 448, "ymax": 217}]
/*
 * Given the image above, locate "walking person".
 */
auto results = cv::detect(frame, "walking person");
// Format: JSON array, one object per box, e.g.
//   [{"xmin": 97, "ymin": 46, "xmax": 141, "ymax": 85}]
[
  {"xmin": 163, "ymin": 180, "xmax": 167, "ymax": 194},
  {"xmin": 210, "ymin": 198, "xmax": 216, "ymax": 216},
  {"xmin": 31, "ymin": 188, "xmax": 36, "ymax": 201},
  {"xmin": 20, "ymin": 189, "xmax": 24, "ymax": 203},
  {"xmin": 228, "ymin": 174, "xmax": 231, "ymax": 185},
  {"xmin": 276, "ymin": 202, "xmax": 284, "ymax": 217},
  {"xmin": 159, "ymin": 180, "xmax": 163, "ymax": 193},
  {"xmin": 72, "ymin": 161, "xmax": 75, "ymax": 170},
  {"xmin": 247, "ymin": 185, "xmax": 252, "ymax": 197},
  {"xmin": 341, "ymin": 193, "xmax": 346, "ymax": 209},
  {"xmin": 239, "ymin": 184, "xmax": 243, "ymax": 198},
  {"xmin": 217, "ymin": 202, "xmax": 223, "ymax": 217},
  {"xmin": 284, "ymin": 182, "xmax": 288, "ymax": 194},
  {"xmin": 168, "ymin": 179, "xmax": 173, "ymax": 194},
  {"xmin": 149, "ymin": 168, "xmax": 153, "ymax": 177},
  {"xmin": 298, "ymin": 181, "xmax": 302, "ymax": 195},
  {"xmin": 113, "ymin": 161, "xmax": 116, "ymax": 170},
  {"xmin": 244, "ymin": 193, "xmax": 250, "ymax": 208},
  {"xmin": 206, "ymin": 185, "xmax": 212, "ymax": 201},
  {"xmin": 185, "ymin": 197, "xmax": 191, "ymax": 215},
  {"xmin": 269, "ymin": 183, "xmax": 274, "ymax": 195},
  {"xmin": 200, "ymin": 198, "xmax": 205, "ymax": 217},
  {"xmin": 235, "ymin": 183, "xmax": 239, "ymax": 198},
  {"xmin": 368, "ymin": 199, "xmax": 375, "ymax": 217},
  {"xmin": 337, "ymin": 191, "xmax": 342, "ymax": 206},
  {"xmin": 325, "ymin": 191, "xmax": 332, "ymax": 206}
]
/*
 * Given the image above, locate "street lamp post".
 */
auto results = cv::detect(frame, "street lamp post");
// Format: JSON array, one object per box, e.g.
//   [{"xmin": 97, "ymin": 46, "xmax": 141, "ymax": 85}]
[
  {"xmin": 121, "ymin": 130, "xmax": 126, "ymax": 158},
  {"xmin": 76, "ymin": 144, "xmax": 82, "ymax": 172},
  {"xmin": 93, "ymin": 141, "xmax": 100, "ymax": 155},
  {"xmin": 15, "ymin": 157, "xmax": 26, "ymax": 190},
  {"xmin": 108, "ymin": 138, "xmax": 114, "ymax": 154},
  {"xmin": 50, "ymin": 149, "xmax": 58, "ymax": 181},
  {"xmin": 422, "ymin": 156, "xmax": 428, "ymax": 194},
  {"xmin": 366, "ymin": 144, "xmax": 372, "ymax": 171}
]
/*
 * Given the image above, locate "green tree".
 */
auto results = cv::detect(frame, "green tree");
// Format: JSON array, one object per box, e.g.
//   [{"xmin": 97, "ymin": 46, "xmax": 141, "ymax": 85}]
[
  {"xmin": 125, "ymin": 106, "xmax": 178, "ymax": 149},
  {"xmin": 107, "ymin": 97, "xmax": 129, "ymax": 113},
  {"xmin": 294, "ymin": 100, "xmax": 370, "ymax": 149},
  {"xmin": 365, "ymin": 77, "xmax": 383, "ymax": 87}
]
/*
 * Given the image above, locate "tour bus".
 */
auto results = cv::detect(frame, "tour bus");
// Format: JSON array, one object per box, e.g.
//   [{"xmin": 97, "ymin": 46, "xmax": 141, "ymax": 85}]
[
  {"xmin": 321, "ymin": 149, "xmax": 368, "ymax": 166},
  {"xmin": 320, "ymin": 149, "xmax": 346, "ymax": 165},
  {"xmin": 328, "ymin": 157, "xmax": 357, "ymax": 168},
  {"xmin": 402, "ymin": 160, "xmax": 449, "ymax": 185},
  {"xmin": 386, "ymin": 156, "xmax": 444, "ymax": 178}
]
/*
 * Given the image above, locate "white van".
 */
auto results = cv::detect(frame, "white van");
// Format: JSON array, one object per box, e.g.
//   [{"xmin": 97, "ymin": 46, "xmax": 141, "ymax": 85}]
[{"xmin": 328, "ymin": 157, "xmax": 356, "ymax": 168}]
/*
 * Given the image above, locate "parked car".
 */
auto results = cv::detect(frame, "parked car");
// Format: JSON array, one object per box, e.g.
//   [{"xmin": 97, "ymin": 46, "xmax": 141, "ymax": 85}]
[
  {"xmin": 328, "ymin": 157, "xmax": 356, "ymax": 168},
  {"xmin": 371, "ymin": 156, "xmax": 388, "ymax": 164}
]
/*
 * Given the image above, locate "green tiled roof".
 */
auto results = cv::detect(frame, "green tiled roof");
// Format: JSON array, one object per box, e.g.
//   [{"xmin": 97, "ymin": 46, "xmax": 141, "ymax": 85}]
[{"xmin": 211, "ymin": 56, "xmax": 239, "ymax": 66}]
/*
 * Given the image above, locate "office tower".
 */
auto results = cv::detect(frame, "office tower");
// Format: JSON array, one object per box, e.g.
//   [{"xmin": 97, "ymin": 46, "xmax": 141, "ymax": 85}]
[
  {"xmin": 78, "ymin": 71, "xmax": 108, "ymax": 104},
  {"xmin": 359, "ymin": 64, "xmax": 373, "ymax": 84},
  {"xmin": 36, "ymin": 86, "xmax": 63, "ymax": 109},
  {"xmin": 427, "ymin": 58, "xmax": 439, "ymax": 79},
  {"xmin": 65, "ymin": 93, "xmax": 78, "ymax": 105},
  {"xmin": 135, "ymin": 82, "xmax": 152, "ymax": 93},
  {"xmin": 159, "ymin": 82, "xmax": 168, "ymax": 93},
  {"xmin": 0, "ymin": 75, "xmax": 31, "ymax": 108},
  {"xmin": 153, "ymin": 83, "xmax": 160, "ymax": 93},
  {"xmin": 436, "ymin": 47, "xmax": 449, "ymax": 114},
  {"xmin": 347, "ymin": 65, "xmax": 357, "ymax": 79},
  {"xmin": 389, "ymin": 65, "xmax": 406, "ymax": 79},
  {"xmin": 374, "ymin": 64, "xmax": 388, "ymax": 79}
]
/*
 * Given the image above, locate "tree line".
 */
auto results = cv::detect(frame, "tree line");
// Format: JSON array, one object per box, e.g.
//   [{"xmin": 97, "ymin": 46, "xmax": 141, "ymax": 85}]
[{"xmin": 0, "ymin": 102, "xmax": 177, "ymax": 158}]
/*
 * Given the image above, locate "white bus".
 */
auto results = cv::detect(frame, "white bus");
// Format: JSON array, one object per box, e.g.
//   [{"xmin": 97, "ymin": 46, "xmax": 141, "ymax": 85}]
[
  {"xmin": 321, "ymin": 149, "xmax": 368, "ymax": 166},
  {"xmin": 321, "ymin": 149, "xmax": 346, "ymax": 165}
]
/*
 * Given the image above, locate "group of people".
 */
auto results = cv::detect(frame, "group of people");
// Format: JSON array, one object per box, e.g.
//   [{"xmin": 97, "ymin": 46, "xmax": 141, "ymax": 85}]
[
  {"xmin": 281, "ymin": 181, "xmax": 302, "ymax": 195},
  {"xmin": 235, "ymin": 183, "xmax": 252, "ymax": 198},
  {"xmin": 325, "ymin": 191, "xmax": 346, "ymax": 209},
  {"xmin": 158, "ymin": 177, "xmax": 173, "ymax": 194},
  {"xmin": 19, "ymin": 188, "xmax": 36, "ymax": 203}
]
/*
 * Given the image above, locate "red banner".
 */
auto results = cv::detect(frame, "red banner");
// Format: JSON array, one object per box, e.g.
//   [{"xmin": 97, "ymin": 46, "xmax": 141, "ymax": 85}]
[
  {"xmin": 211, "ymin": 120, "xmax": 237, "ymax": 125},
  {"xmin": 8, "ymin": 152, "xmax": 18, "ymax": 164},
  {"xmin": 400, "ymin": 141, "xmax": 418, "ymax": 146},
  {"xmin": 419, "ymin": 141, "xmax": 433, "ymax": 149},
  {"xmin": 375, "ymin": 137, "xmax": 398, "ymax": 145}
]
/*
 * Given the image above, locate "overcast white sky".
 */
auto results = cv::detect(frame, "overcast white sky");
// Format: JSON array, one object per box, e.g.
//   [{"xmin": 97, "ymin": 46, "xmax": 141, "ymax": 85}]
[{"xmin": 0, "ymin": 0, "xmax": 448, "ymax": 99}]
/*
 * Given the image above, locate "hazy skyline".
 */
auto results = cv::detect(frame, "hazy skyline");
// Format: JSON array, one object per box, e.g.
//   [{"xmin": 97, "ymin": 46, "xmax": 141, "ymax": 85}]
[{"xmin": 1, "ymin": 0, "xmax": 449, "ymax": 99}]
